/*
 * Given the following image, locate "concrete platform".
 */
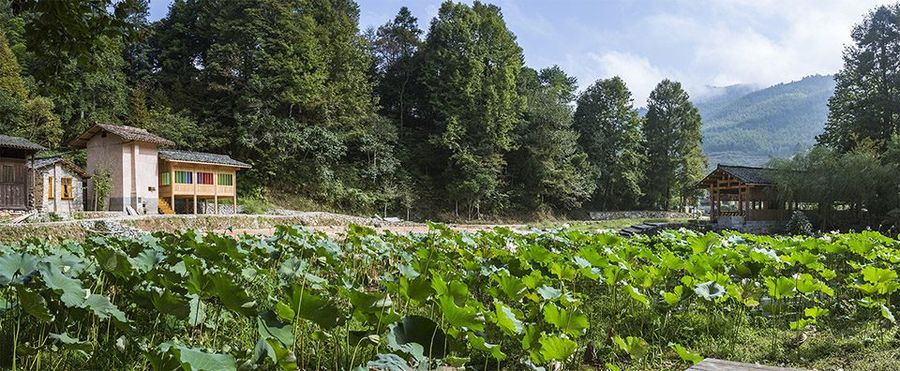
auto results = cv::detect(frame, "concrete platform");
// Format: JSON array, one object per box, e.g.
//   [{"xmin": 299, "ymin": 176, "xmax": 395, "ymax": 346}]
[{"xmin": 688, "ymin": 358, "xmax": 808, "ymax": 371}]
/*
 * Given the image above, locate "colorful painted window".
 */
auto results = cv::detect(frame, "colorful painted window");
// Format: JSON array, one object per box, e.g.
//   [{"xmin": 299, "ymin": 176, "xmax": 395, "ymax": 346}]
[
  {"xmin": 197, "ymin": 172, "xmax": 214, "ymax": 185},
  {"xmin": 48, "ymin": 176, "xmax": 54, "ymax": 199},
  {"xmin": 160, "ymin": 172, "xmax": 171, "ymax": 186},
  {"xmin": 61, "ymin": 178, "xmax": 73, "ymax": 200},
  {"xmin": 175, "ymin": 171, "xmax": 193, "ymax": 184},
  {"xmin": 217, "ymin": 173, "xmax": 233, "ymax": 186}
]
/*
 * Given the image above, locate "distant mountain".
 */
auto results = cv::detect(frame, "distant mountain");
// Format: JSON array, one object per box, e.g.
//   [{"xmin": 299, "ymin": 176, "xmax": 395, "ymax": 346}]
[{"xmin": 696, "ymin": 75, "xmax": 835, "ymax": 167}]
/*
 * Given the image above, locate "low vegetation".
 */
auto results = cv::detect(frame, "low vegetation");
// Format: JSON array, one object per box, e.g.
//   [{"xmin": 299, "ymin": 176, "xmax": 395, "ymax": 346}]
[{"xmin": 1, "ymin": 225, "xmax": 898, "ymax": 370}]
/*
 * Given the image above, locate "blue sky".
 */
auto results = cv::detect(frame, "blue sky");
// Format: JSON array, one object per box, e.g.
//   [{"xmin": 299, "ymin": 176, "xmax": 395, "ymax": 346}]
[{"xmin": 148, "ymin": 0, "xmax": 892, "ymax": 103}]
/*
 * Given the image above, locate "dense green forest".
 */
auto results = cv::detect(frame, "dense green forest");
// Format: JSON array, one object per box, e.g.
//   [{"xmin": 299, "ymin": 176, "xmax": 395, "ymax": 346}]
[
  {"xmin": 0, "ymin": 0, "xmax": 706, "ymax": 218},
  {"xmin": 697, "ymin": 75, "xmax": 835, "ymax": 167}
]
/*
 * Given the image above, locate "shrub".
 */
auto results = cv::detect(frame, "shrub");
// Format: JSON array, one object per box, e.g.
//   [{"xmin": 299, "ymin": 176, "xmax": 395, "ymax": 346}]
[{"xmin": 785, "ymin": 211, "xmax": 814, "ymax": 236}]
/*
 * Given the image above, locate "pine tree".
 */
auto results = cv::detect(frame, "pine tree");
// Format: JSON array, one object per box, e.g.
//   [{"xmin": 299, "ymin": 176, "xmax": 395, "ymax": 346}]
[
  {"xmin": 419, "ymin": 1, "xmax": 524, "ymax": 217},
  {"xmin": 573, "ymin": 77, "xmax": 644, "ymax": 210},
  {"xmin": 643, "ymin": 79, "xmax": 706, "ymax": 210},
  {"xmin": 819, "ymin": 4, "xmax": 900, "ymax": 151},
  {"xmin": 509, "ymin": 66, "xmax": 595, "ymax": 212}
]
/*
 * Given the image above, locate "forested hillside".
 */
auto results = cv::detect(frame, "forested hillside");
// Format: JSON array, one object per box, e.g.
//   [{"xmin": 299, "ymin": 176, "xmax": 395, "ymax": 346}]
[
  {"xmin": 0, "ymin": 0, "xmax": 708, "ymax": 217},
  {"xmin": 697, "ymin": 75, "xmax": 836, "ymax": 166}
]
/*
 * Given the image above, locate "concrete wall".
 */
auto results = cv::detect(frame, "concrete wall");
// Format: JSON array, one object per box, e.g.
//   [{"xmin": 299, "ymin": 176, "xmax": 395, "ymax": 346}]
[
  {"xmin": 85, "ymin": 133, "xmax": 159, "ymax": 214},
  {"xmin": 34, "ymin": 164, "xmax": 84, "ymax": 214},
  {"xmin": 121, "ymin": 142, "xmax": 160, "ymax": 215},
  {"xmin": 86, "ymin": 132, "xmax": 124, "ymax": 211}
]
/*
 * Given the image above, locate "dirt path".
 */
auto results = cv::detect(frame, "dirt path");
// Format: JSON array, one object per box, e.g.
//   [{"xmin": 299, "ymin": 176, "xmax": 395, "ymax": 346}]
[{"xmin": 218, "ymin": 223, "xmax": 527, "ymax": 237}]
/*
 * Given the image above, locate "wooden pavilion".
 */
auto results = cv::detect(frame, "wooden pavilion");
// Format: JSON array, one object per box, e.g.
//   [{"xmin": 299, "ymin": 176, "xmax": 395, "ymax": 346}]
[
  {"xmin": 157, "ymin": 149, "xmax": 251, "ymax": 214},
  {"xmin": 697, "ymin": 165, "xmax": 789, "ymax": 222}
]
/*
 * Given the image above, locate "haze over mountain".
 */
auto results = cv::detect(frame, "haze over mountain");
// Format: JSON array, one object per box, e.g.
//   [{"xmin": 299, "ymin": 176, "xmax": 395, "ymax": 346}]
[{"xmin": 695, "ymin": 75, "xmax": 836, "ymax": 167}]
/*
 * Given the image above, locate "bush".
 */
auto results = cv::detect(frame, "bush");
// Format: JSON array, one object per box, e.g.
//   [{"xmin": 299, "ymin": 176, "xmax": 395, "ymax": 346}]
[
  {"xmin": 785, "ymin": 211, "xmax": 814, "ymax": 236},
  {"xmin": 239, "ymin": 197, "xmax": 270, "ymax": 214}
]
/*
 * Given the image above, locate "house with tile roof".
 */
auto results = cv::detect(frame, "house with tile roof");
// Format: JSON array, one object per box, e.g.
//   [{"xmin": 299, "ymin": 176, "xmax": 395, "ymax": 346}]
[
  {"xmin": 29, "ymin": 156, "xmax": 88, "ymax": 214},
  {"xmin": 71, "ymin": 124, "xmax": 251, "ymax": 215}
]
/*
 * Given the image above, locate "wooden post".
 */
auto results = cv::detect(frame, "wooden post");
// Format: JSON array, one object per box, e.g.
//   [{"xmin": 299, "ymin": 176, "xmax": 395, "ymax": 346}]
[
  {"xmin": 170, "ymin": 162, "xmax": 176, "ymax": 214},
  {"xmin": 193, "ymin": 195, "xmax": 197, "ymax": 215},
  {"xmin": 214, "ymin": 196, "xmax": 219, "ymax": 215},
  {"xmin": 233, "ymin": 196, "xmax": 237, "ymax": 215}
]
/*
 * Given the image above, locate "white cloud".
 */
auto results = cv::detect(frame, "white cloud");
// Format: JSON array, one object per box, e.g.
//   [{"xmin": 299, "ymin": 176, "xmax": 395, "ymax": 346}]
[
  {"xmin": 557, "ymin": 0, "xmax": 895, "ymax": 106},
  {"xmin": 585, "ymin": 51, "xmax": 669, "ymax": 104}
]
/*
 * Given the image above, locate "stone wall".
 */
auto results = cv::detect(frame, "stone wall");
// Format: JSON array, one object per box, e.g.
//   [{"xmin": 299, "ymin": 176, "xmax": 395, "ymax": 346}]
[
  {"xmin": 715, "ymin": 216, "xmax": 785, "ymax": 234},
  {"xmin": 588, "ymin": 210, "xmax": 693, "ymax": 220},
  {"xmin": 199, "ymin": 200, "xmax": 242, "ymax": 215},
  {"xmin": 35, "ymin": 164, "xmax": 84, "ymax": 214}
]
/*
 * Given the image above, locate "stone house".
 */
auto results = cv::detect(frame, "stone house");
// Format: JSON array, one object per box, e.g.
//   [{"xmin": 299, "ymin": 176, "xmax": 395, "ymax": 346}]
[{"xmin": 29, "ymin": 156, "xmax": 88, "ymax": 214}]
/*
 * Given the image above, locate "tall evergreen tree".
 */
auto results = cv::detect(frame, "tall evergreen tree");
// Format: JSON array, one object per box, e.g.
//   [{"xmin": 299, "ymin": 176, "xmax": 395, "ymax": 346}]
[
  {"xmin": 508, "ymin": 66, "xmax": 594, "ymax": 212},
  {"xmin": 642, "ymin": 79, "xmax": 706, "ymax": 210},
  {"xmin": 419, "ymin": 1, "xmax": 524, "ymax": 217},
  {"xmin": 372, "ymin": 7, "xmax": 423, "ymax": 130},
  {"xmin": 573, "ymin": 77, "xmax": 644, "ymax": 210},
  {"xmin": 819, "ymin": 4, "xmax": 900, "ymax": 151}
]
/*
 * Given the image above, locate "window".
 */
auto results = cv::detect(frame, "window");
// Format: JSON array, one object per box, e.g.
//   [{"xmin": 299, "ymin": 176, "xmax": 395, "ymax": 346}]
[
  {"xmin": 47, "ymin": 176, "xmax": 54, "ymax": 199},
  {"xmin": 161, "ymin": 172, "xmax": 171, "ymax": 186},
  {"xmin": 197, "ymin": 172, "xmax": 214, "ymax": 185},
  {"xmin": 175, "ymin": 171, "xmax": 193, "ymax": 184},
  {"xmin": 217, "ymin": 173, "xmax": 233, "ymax": 186},
  {"xmin": 61, "ymin": 178, "xmax": 73, "ymax": 200}
]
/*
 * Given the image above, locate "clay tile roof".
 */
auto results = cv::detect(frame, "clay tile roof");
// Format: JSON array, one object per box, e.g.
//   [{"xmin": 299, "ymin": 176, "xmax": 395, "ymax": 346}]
[
  {"xmin": 698, "ymin": 164, "xmax": 780, "ymax": 188},
  {"xmin": 27, "ymin": 155, "xmax": 89, "ymax": 177},
  {"xmin": 0, "ymin": 134, "xmax": 45, "ymax": 152},
  {"xmin": 69, "ymin": 123, "xmax": 175, "ymax": 148},
  {"xmin": 159, "ymin": 149, "xmax": 252, "ymax": 169}
]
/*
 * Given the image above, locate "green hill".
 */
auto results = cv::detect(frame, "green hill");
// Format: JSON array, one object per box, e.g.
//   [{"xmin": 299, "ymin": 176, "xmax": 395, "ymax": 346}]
[{"xmin": 695, "ymin": 75, "xmax": 835, "ymax": 167}]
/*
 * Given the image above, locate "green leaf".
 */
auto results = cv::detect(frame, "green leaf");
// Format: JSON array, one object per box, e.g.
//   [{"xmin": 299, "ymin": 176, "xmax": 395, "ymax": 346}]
[
  {"xmin": 538, "ymin": 334, "xmax": 578, "ymax": 361},
  {"xmin": 275, "ymin": 301, "xmax": 295, "ymax": 323},
  {"xmin": 537, "ymin": 285, "xmax": 562, "ymax": 301},
  {"xmin": 438, "ymin": 296, "xmax": 484, "ymax": 331},
  {"xmin": 494, "ymin": 302, "xmax": 523, "ymax": 335},
  {"xmin": 17, "ymin": 287, "xmax": 53, "ymax": 322},
  {"xmin": 766, "ymin": 276, "xmax": 797, "ymax": 300},
  {"xmin": 881, "ymin": 304, "xmax": 896, "ymax": 323},
  {"xmin": 468, "ymin": 333, "xmax": 507, "ymax": 361},
  {"xmin": 542, "ymin": 303, "xmax": 589, "ymax": 336},
  {"xmin": 669, "ymin": 343, "xmax": 703, "ymax": 364},
  {"xmin": 39, "ymin": 265, "xmax": 87, "ymax": 307},
  {"xmin": 210, "ymin": 273, "xmax": 255, "ymax": 317},
  {"xmin": 693, "ymin": 281, "xmax": 725, "ymax": 301},
  {"xmin": 292, "ymin": 287, "xmax": 340, "ymax": 329},
  {"xmin": 612, "ymin": 335, "xmax": 649, "ymax": 360},
  {"xmin": 84, "ymin": 294, "xmax": 128, "ymax": 322},
  {"xmin": 151, "ymin": 289, "xmax": 190, "ymax": 319},
  {"xmin": 388, "ymin": 315, "xmax": 447, "ymax": 361},
  {"xmin": 364, "ymin": 353, "xmax": 411, "ymax": 371},
  {"xmin": 49, "ymin": 332, "xmax": 92, "ymax": 352},
  {"xmin": 804, "ymin": 306, "xmax": 829, "ymax": 319},
  {"xmin": 661, "ymin": 285, "xmax": 684, "ymax": 306},
  {"xmin": 0, "ymin": 253, "xmax": 38, "ymax": 285},
  {"xmin": 175, "ymin": 346, "xmax": 237, "ymax": 371}
]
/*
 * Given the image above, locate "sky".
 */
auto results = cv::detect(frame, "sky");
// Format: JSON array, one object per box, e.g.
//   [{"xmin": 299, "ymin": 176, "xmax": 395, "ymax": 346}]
[{"xmin": 148, "ymin": 0, "xmax": 894, "ymax": 104}]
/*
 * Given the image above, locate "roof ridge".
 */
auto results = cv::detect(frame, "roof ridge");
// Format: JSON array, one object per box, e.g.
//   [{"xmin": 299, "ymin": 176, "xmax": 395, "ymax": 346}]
[{"xmin": 717, "ymin": 164, "xmax": 776, "ymax": 170}]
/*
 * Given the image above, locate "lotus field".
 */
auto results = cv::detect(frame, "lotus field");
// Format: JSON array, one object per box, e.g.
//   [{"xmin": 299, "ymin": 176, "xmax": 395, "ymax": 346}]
[{"xmin": 1, "ymin": 224, "xmax": 899, "ymax": 370}]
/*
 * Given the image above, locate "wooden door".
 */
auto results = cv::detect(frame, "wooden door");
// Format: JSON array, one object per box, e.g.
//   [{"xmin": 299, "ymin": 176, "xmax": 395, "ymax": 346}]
[{"xmin": 0, "ymin": 159, "xmax": 27, "ymax": 209}]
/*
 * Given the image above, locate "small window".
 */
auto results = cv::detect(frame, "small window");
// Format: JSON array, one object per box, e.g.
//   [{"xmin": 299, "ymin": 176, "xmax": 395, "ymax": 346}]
[
  {"xmin": 217, "ymin": 173, "xmax": 233, "ymax": 186},
  {"xmin": 197, "ymin": 172, "xmax": 214, "ymax": 185},
  {"xmin": 175, "ymin": 171, "xmax": 193, "ymax": 184},
  {"xmin": 48, "ymin": 176, "xmax": 54, "ymax": 199},
  {"xmin": 160, "ymin": 172, "xmax": 171, "ymax": 186},
  {"xmin": 61, "ymin": 178, "xmax": 73, "ymax": 200}
]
